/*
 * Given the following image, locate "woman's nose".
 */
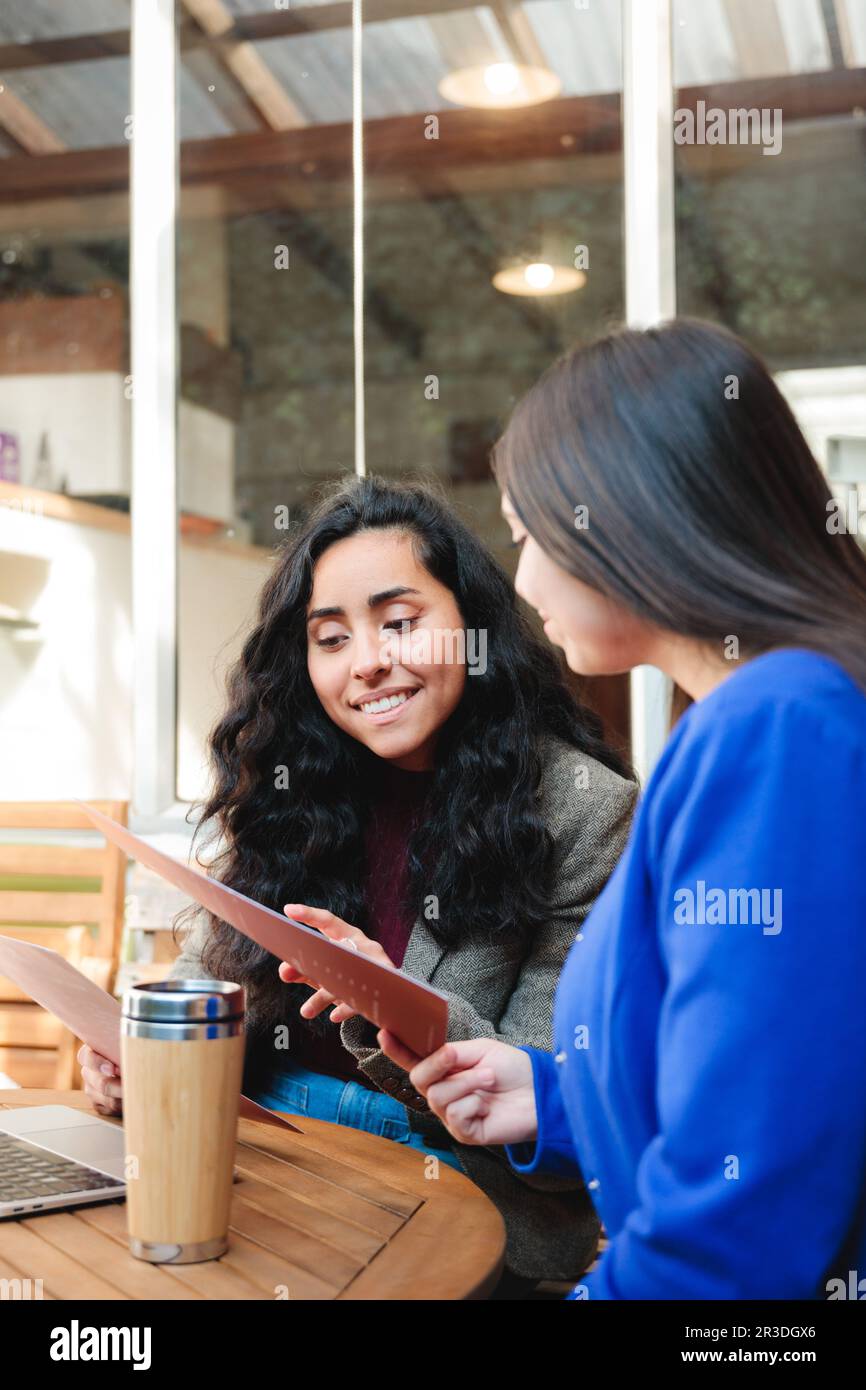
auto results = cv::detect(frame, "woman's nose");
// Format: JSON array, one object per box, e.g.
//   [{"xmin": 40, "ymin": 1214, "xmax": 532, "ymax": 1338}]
[
  {"xmin": 514, "ymin": 550, "xmax": 536, "ymax": 611},
  {"xmin": 351, "ymin": 629, "xmax": 392, "ymax": 680}
]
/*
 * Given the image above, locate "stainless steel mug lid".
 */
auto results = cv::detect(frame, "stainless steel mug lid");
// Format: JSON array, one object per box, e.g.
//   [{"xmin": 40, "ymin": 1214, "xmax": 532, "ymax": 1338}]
[{"xmin": 121, "ymin": 978, "xmax": 245, "ymax": 1022}]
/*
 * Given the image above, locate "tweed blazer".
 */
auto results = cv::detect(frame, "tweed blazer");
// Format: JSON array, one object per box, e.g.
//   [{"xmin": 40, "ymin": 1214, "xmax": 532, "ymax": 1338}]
[{"xmin": 170, "ymin": 736, "xmax": 637, "ymax": 1282}]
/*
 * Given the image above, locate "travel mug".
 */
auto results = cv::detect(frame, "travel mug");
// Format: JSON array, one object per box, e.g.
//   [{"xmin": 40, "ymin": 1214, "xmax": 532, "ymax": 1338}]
[{"xmin": 120, "ymin": 979, "xmax": 245, "ymax": 1264}]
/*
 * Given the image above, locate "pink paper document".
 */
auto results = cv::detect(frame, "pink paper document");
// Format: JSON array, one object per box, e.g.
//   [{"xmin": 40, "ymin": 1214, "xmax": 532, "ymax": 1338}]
[
  {"xmin": 0, "ymin": 933, "xmax": 301, "ymax": 1132},
  {"xmin": 80, "ymin": 803, "xmax": 449, "ymax": 1059}
]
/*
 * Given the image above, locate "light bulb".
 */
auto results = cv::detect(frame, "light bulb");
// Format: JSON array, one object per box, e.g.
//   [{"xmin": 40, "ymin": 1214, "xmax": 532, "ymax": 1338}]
[
  {"xmin": 524, "ymin": 262, "xmax": 555, "ymax": 289},
  {"xmin": 483, "ymin": 63, "xmax": 520, "ymax": 96}
]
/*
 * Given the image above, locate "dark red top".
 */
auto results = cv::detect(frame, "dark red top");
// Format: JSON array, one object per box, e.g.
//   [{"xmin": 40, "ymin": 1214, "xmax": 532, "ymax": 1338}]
[{"xmin": 291, "ymin": 762, "xmax": 434, "ymax": 1088}]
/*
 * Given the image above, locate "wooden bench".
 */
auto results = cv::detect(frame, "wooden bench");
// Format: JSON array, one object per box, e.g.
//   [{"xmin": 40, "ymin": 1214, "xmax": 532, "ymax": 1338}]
[{"xmin": 0, "ymin": 801, "xmax": 128, "ymax": 1089}]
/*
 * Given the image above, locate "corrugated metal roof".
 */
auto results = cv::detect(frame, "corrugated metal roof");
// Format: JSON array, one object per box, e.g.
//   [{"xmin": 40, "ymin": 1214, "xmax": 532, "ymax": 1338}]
[
  {"xmin": 0, "ymin": 0, "xmax": 130, "ymax": 43},
  {"xmin": 528, "ymin": 0, "xmax": 622, "ymax": 97},
  {"xmin": 251, "ymin": 2, "xmax": 625, "ymax": 124},
  {"xmin": 0, "ymin": 0, "xmax": 861, "ymax": 154},
  {"xmin": 0, "ymin": 57, "xmax": 132, "ymax": 150},
  {"xmin": 253, "ymin": 28, "xmax": 353, "ymax": 126},
  {"xmin": 673, "ymin": 0, "xmax": 741, "ymax": 85},
  {"xmin": 0, "ymin": 56, "xmax": 233, "ymax": 148}
]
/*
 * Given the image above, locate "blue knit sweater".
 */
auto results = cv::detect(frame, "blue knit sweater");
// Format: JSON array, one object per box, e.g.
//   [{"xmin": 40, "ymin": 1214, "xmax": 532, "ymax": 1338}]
[{"xmin": 507, "ymin": 649, "xmax": 866, "ymax": 1299}]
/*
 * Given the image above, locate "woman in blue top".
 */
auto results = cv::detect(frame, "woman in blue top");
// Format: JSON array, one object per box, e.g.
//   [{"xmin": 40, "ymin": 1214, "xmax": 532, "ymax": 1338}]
[{"xmin": 378, "ymin": 318, "xmax": 866, "ymax": 1299}]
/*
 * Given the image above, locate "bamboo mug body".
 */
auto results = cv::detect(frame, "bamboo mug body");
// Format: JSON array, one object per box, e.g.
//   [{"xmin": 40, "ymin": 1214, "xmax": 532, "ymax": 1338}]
[{"xmin": 120, "ymin": 979, "xmax": 245, "ymax": 1264}]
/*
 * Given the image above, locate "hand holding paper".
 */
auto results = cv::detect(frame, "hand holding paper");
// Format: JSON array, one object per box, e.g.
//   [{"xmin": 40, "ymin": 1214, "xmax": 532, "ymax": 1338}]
[
  {"xmin": 78, "ymin": 804, "xmax": 449, "ymax": 1058},
  {"xmin": 278, "ymin": 903, "xmax": 397, "ymax": 1023},
  {"xmin": 78, "ymin": 1041, "xmax": 122, "ymax": 1115},
  {"xmin": 0, "ymin": 933, "xmax": 302, "ymax": 1132}
]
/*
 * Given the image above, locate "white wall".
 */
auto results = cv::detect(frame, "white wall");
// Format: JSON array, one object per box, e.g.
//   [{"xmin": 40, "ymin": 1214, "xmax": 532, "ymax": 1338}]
[
  {"xmin": 177, "ymin": 541, "xmax": 272, "ymax": 804},
  {"xmin": 0, "ymin": 373, "xmax": 129, "ymax": 495},
  {"xmin": 0, "ymin": 505, "xmax": 132, "ymax": 798},
  {"xmin": 0, "ymin": 504, "xmax": 269, "ymax": 804},
  {"xmin": 0, "ymin": 372, "xmax": 236, "ymax": 523},
  {"xmin": 778, "ymin": 366, "xmax": 866, "ymax": 469}
]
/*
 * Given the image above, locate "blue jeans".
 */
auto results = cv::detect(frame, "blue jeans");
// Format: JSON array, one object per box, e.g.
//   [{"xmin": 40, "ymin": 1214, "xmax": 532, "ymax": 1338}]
[{"xmin": 250, "ymin": 1059, "xmax": 462, "ymax": 1172}]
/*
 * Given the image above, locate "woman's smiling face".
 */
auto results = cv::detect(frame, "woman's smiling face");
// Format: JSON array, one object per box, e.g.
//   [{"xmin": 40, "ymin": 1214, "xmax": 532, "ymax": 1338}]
[{"xmin": 306, "ymin": 528, "xmax": 468, "ymax": 771}]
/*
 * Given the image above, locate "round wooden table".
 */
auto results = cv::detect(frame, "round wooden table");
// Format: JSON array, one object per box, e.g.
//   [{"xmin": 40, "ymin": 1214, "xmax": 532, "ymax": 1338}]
[{"xmin": 0, "ymin": 1089, "xmax": 505, "ymax": 1300}]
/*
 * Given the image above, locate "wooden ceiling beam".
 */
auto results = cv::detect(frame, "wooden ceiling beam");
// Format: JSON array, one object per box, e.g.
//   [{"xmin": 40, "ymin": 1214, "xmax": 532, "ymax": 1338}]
[
  {"xmin": 489, "ymin": 0, "xmax": 549, "ymax": 70},
  {"xmin": 0, "ymin": 30, "xmax": 131, "ymax": 71},
  {"xmin": 180, "ymin": 0, "xmax": 307, "ymax": 129},
  {"xmin": 0, "ymin": 82, "xmax": 66, "ymax": 154},
  {"xmin": 0, "ymin": 67, "xmax": 862, "ymax": 201},
  {"xmin": 0, "ymin": 17, "xmax": 203, "ymax": 72},
  {"xmin": 722, "ymin": 0, "xmax": 789, "ymax": 79}
]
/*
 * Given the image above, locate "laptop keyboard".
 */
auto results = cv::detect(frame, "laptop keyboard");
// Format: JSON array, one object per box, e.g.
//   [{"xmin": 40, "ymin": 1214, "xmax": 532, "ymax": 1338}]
[{"xmin": 0, "ymin": 1131, "xmax": 121, "ymax": 1204}]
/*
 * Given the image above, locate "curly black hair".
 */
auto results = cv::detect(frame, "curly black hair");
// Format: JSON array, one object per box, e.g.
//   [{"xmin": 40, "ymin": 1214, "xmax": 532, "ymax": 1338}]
[{"xmin": 181, "ymin": 475, "xmax": 632, "ymax": 1047}]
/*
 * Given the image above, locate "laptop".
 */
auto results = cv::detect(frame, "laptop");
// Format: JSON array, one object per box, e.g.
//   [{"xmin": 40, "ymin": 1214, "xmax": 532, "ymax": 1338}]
[{"xmin": 0, "ymin": 1105, "xmax": 126, "ymax": 1219}]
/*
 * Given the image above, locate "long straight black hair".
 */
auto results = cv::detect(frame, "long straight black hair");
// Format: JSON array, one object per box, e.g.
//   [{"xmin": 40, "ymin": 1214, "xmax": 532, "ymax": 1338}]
[
  {"xmin": 183, "ymin": 475, "xmax": 631, "ymax": 1042},
  {"xmin": 493, "ymin": 317, "xmax": 866, "ymax": 693}
]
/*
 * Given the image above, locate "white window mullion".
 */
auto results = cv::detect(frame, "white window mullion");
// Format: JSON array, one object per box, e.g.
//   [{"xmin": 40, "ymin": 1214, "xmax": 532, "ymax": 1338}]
[
  {"xmin": 130, "ymin": 0, "xmax": 179, "ymax": 815},
  {"xmin": 623, "ymin": 0, "xmax": 675, "ymax": 782}
]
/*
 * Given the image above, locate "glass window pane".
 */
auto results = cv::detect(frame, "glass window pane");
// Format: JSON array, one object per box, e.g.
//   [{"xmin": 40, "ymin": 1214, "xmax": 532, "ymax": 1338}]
[
  {"xmin": 174, "ymin": 0, "xmax": 630, "ymax": 796},
  {"xmin": 362, "ymin": 0, "xmax": 628, "ymax": 747},
  {"xmin": 176, "ymin": 1, "xmax": 355, "ymax": 801},
  {"xmin": 673, "ymin": 0, "xmax": 866, "ymax": 368},
  {"xmin": 0, "ymin": 2, "xmax": 132, "ymax": 799},
  {"xmin": 362, "ymin": 0, "xmax": 624, "ymax": 526}
]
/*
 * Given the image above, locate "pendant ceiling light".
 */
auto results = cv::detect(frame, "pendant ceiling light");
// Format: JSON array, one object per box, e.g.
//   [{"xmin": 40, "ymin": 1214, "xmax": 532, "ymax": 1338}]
[
  {"xmin": 492, "ymin": 262, "xmax": 587, "ymax": 297},
  {"xmin": 439, "ymin": 61, "xmax": 560, "ymax": 110}
]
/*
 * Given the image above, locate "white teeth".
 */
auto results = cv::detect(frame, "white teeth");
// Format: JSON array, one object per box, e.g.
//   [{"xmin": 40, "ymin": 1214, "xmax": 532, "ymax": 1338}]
[{"xmin": 359, "ymin": 691, "xmax": 413, "ymax": 715}]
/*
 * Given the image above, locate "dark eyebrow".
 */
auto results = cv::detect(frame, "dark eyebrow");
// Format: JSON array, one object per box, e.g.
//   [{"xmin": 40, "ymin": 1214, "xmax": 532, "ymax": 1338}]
[
  {"xmin": 367, "ymin": 586, "xmax": 421, "ymax": 608},
  {"xmin": 306, "ymin": 587, "xmax": 421, "ymax": 625},
  {"xmin": 307, "ymin": 605, "xmax": 344, "ymax": 623}
]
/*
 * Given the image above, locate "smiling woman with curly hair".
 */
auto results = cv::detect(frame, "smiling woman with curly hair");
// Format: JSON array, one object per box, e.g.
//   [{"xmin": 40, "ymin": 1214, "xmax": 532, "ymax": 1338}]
[{"xmin": 80, "ymin": 475, "xmax": 637, "ymax": 1289}]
